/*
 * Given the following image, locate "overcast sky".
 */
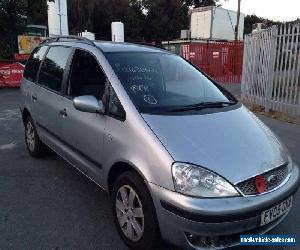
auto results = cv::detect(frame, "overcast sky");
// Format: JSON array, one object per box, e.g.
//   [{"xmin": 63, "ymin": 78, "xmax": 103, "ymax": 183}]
[{"xmin": 219, "ymin": 0, "xmax": 300, "ymax": 22}]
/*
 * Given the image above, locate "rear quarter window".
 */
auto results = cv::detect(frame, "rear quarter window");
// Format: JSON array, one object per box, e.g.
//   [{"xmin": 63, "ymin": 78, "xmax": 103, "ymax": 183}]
[{"xmin": 23, "ymin": 46, "xmax": 48, "ymax": 82}]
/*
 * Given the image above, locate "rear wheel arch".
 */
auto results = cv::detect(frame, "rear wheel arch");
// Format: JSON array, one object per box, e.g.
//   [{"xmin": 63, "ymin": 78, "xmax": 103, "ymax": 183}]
[
  {"xmin": 24, "ymin": 115, "xmax": 48, "ymax": 157},
  {"xmin": 22, "ymin": 108, "xmax": 31, "ymax": 125}
]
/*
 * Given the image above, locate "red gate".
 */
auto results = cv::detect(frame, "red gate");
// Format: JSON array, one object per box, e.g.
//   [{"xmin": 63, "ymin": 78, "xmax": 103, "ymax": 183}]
[{"xmin": 181, "ymin": 41, "xmax": 244, "ymax": 84}]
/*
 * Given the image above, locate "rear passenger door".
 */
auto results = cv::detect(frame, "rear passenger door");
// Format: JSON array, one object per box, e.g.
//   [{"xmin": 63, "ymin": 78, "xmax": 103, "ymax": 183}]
[
  {"xmin": 22, "ymin": 46, "xmax": 49, "ymax": 122},
  {"xmin": 35, "ymin": 46, "xmax": 72, "ymax": 141}
]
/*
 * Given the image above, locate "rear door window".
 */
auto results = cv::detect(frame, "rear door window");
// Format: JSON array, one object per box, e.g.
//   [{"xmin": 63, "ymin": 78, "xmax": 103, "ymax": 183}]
[
  {"xmin": 23, "ymin": 46, "xmax": 48, "ymax": 82},
  {"xmin": 38, "ymin": 46, "xmax": 72, "ymax": 92}
]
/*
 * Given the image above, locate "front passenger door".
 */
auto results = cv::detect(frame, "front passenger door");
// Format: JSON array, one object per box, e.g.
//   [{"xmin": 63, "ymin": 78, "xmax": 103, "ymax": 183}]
[{"xmin": 60, "ymin": 49, "xmax": 107, "ymax": 180}]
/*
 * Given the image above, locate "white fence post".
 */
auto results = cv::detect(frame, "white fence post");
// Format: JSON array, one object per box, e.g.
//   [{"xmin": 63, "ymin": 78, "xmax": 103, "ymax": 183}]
[
  {"xmin": 241, "ymin": 36, "xmax": 248, "ymax": 100},
  {"xmin": 265, "ymin": 26, "xmax": 278, "ymax": 112}
]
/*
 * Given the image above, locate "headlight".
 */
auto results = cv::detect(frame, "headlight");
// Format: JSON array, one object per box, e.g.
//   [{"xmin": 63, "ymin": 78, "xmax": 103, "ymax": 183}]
[{"xmin": 172, "ymin": 162, "xmax": 240, "ymax": 198}]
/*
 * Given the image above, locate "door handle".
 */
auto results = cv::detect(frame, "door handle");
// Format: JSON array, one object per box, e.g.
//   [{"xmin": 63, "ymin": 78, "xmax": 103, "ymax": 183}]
[
  {"xmin": 59, "ymin": 108, "xmax": 67, "ymax": 117},
  {"xmin": 32, "ymin": 94, "xmax": 37, "ymax": 102}
]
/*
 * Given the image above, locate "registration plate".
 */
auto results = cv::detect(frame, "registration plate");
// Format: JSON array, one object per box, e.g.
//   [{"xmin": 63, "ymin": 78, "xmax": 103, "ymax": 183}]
[{"xmin": 260, "ymin": 196, "xmax": 293, "ymax": 226}]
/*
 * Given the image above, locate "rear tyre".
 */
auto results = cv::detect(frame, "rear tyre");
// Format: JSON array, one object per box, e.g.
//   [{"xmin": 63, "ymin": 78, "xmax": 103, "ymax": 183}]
[
  {"xmin": 24, "ymin": 116, "xmax": 47, "ymax": 157},
  {"xmin": 111, "ymin": 171, "xmax": 160, "ymax": 250}
]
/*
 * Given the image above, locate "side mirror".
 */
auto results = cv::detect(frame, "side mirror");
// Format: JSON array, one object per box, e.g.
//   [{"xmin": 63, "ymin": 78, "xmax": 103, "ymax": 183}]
[{"xmin": 73, "ymin": 95, "xmax": 104, "ymax": 114}]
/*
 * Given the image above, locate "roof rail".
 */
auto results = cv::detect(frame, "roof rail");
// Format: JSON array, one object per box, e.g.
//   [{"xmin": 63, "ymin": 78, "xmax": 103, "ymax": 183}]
[
  {"xmin": 40, "ymin": 35, "xmax": 96, "ymax": 46},
  {"xmin": 134, "ymin": 42, "xmax": 168, "ymax": 51}
]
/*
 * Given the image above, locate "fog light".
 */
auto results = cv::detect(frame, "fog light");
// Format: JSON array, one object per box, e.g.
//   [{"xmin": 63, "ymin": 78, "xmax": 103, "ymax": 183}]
[
  {"xmin": 185, "ymin": 232, "xmax": 240, "ymax": 248},
  {"xmin": 186, "ymin": 233, "xmax": 214, "ymax": 247}
]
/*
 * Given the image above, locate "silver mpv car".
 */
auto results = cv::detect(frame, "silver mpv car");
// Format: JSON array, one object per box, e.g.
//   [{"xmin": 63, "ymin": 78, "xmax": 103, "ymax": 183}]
[{"xmin": 21, "ymin": 37, "xmax": 299, "ymax": 249}]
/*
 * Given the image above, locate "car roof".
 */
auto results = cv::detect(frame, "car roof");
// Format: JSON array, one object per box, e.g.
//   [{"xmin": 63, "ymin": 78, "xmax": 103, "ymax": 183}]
[
  {"xmin": 94, "ymin": 41, "xmax": 170, "ymax": 54},
  {"xmin": 39, "ymin": 37, "xmax": 171, "ymax": 54}
]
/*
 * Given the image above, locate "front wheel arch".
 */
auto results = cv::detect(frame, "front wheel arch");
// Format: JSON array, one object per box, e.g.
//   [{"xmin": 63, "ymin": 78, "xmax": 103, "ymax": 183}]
[
  {"xmin": 107, "ymin": 162, "xmax": 148, "ymax": 195},
  {"xmin": 111, "ymin": 170, "xmax": 161, "ymax": 249}
]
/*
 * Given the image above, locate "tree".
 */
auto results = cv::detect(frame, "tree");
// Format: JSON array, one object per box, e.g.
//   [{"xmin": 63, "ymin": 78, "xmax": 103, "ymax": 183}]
[
  {"xmin": 142, "ymin": 0, "xmax": 189, "ymax": 42},
  {"xmin": 26, "ymin": 0, "xmax": 49, "ymax": 25},
  {"xmin": 141, "ymin": 0, "xmax": 226, "ymax": 43},
  {"xmin": 244, "ymin": 14, "xmax": 282, "ymax": 34},
  {"xmin": 68, "ymin": 0, "xmax": 97, "ymax": 35},
  {"xmin": 68, "ymin": 0, "xmax": 223, "ymax": 43},
  {"xmin": 186, "ymin": 0, "xmax": 220, "ymax": 7},
  {"xmin": 0, "ymin": 0, "xmax": 51, "ymax": 59},
  {"xmin": 0, "ymin": 0, "xmax": 27, "ymax": 59},
  {"xmin": 68, "ymin": 0, "xmax": 145, "ymax": 41},
  {"xmin": 67, "ymin": 0, "xmax": 221, "ymax": 43}
]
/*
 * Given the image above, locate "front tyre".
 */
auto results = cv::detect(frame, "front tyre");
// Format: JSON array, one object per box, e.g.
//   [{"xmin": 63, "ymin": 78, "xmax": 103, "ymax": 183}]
[
  {"xmin": 112, "ymin": 171, "xmax": 160, "ymax": 249},
  {"xmin": 25, "ymin": 116, "xmax": 47, "ymax": 157}
]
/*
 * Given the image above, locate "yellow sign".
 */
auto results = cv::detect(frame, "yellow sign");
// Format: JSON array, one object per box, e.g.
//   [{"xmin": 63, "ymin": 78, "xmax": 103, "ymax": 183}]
[{"xmin": 18, "ymin": 35, "xmax": 42, "ymax": 54}]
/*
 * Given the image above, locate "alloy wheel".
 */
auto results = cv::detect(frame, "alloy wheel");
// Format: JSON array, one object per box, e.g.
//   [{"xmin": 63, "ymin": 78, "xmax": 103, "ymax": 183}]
[
  {"xmin": 26, "ymin": 121, "xmax": 35, "ymax": 152},
  {"xmin": 115, "ymin": 185, "xmax": 145, "ymax": 242}
]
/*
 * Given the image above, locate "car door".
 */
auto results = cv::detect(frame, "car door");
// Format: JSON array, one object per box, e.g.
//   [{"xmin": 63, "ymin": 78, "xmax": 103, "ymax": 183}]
[
  {"xmin": 34, "ymin": 46, "xmax": 73, "ymax": 141},
  {"xmin": 59, "ymin": 48, "xmax": 107, "ymax": 179},
  {"xmin": 22, "ymin": 45, "xmax": 49, "ymax": 123}
]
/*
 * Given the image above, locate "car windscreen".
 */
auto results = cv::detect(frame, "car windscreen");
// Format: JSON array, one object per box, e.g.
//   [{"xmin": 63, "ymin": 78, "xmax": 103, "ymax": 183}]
[{"xmin": 105, "ymin": 52, "xmax": 234, "ymax": 114}]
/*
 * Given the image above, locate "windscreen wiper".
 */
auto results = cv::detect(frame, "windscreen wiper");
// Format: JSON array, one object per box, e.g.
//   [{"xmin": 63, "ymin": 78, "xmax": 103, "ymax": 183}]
[{"xmin": 170, "ymin": 101, "xmax": 236, "ymax": 112}]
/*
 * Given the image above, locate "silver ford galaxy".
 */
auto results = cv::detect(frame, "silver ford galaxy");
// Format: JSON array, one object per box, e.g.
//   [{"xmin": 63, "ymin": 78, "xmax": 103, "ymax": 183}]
[{"xmin": 20, "ymin": 37, "xmax": 299, "ymax": 249}]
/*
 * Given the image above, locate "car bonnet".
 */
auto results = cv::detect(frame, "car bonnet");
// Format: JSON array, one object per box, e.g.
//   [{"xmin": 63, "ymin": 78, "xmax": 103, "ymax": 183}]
[{"xmin": 141, "ymin": 105, "xmax": 288, "ymax": 184}]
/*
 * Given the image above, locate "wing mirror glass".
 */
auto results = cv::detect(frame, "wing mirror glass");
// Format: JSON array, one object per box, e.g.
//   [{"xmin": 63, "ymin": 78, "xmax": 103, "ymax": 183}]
[{"xmin": 73, "ymin": 95, "xmax": 104, "ymax": 114}]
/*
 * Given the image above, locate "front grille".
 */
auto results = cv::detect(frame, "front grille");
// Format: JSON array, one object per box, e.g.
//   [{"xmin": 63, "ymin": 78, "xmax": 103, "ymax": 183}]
[{"xmin": 236, "ymin": 164, "xmax": 289, "ymax": 195}]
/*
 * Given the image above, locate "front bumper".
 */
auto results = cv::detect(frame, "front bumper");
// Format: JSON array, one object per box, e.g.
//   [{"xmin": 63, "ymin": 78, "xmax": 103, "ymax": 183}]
[{"xmin": 148, "ymin": 165, "xmax": 300, "ymax": 249}]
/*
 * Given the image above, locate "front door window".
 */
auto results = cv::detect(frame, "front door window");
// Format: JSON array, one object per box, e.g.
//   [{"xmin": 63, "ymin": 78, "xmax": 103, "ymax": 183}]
[{"xmin": 68, "ymin": 49, "xmax": 106, "ymax": 100}]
